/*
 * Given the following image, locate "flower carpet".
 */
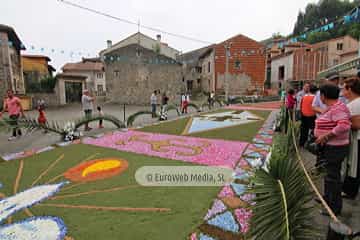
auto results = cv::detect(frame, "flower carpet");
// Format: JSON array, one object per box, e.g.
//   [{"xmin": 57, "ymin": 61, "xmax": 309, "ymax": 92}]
[
  {"xmin": 190, "ymin": 110, "xmax": 277, "ymax": 240},
  {"xmin": 226, "ymin": 101, "xmax": 281, "ymax": 111},
  {"xmin": 83, "ymin": 130, "xmax": 248, "ymax": 169},
  {"xmin": 0, "ymin": 107, "xmax": 276, "ymax": 240},
  {"xmin": 184, "ymin": 111, "xmax": 263, "ymax": 135}
]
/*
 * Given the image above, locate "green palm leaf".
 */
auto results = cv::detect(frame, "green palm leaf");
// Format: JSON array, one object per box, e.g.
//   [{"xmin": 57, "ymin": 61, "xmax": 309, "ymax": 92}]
[{"xmin": 249, "ymin": 129, "xmax": 320, "ymax": 240}]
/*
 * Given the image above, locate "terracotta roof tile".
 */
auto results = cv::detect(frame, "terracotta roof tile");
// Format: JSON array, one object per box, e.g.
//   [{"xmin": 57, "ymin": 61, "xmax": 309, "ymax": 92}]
[{"xmin": 62, "ymin": 61, "xmax": 104, "ymax": 72}]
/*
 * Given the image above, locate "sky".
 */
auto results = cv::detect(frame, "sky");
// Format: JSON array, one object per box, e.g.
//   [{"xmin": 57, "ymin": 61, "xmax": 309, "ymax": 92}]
[{"xmin": 2, "ymin": 0, "xmax": 317, "ymax": 70}]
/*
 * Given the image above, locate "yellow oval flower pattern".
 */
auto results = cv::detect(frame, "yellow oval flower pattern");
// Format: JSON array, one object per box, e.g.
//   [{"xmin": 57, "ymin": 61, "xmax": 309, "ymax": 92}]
[
  {"xmin": 64, "ymin": 158, "xmax": 129, "ymax": 182},
  {"xmin": 82, "ymin": 160, "xmax": 121, "ymax": 177}
]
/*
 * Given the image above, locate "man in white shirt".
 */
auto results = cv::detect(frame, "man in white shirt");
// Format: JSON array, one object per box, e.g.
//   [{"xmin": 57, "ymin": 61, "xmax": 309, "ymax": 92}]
[
  {"xmin": 150, "ymin": 91, "xmax": 157, "ymax": 118},
  {"xmin": 82, "ymin": 89, "xmax": 94, "ymax": 131}
]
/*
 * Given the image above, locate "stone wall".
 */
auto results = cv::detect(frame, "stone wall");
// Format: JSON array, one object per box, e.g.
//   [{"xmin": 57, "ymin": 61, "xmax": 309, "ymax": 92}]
[
  {"xmin": 105, "ymin": 44, "xmax": 184, "ymax": 105},
  {"xmin": 0, "ymin": 32, "xmax": 10, "ymax": 102},
  {"xmin": 216, "ymin": 72, "xmax": 252, "ymax": 95},
  {"xmin": 28, "ymin": 92, "xmax": 60, "ymax": 109}
]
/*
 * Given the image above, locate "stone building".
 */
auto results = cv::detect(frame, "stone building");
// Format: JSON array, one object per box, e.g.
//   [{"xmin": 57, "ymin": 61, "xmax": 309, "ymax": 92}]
[
  {"xmin": 178, "ymin": 45, "xmax": 214, "ymax": 93},
  {"xmin": 100, "ymin": 32, "xmax": 183, "ymax": 105},
  {"xmin": 61, "ymin": 58, "xmax": 106, "ymax": 96},
  {"xmin": 0, "ymin": 24, "xmax": 26, "ymax": 100}
]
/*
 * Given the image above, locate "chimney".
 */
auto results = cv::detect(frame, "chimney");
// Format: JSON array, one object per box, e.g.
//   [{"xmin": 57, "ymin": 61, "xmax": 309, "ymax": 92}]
[
  {"xmin": 156, "ymin": 34, "xmax": 161, "ymax": 43},
  {"xmin": 107, "ymin": 40, "xmax": 112, "ymax": 49}
]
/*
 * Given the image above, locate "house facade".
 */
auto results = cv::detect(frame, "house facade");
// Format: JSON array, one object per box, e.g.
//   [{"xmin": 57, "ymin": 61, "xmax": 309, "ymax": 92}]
[
  {"xmin": 269, "ymin": 35, "xmax": 359, "ymax": 89},
  {"xmin": 0, "ymin": 24, "xmax": 26, "ymax": 100},
  {"xmin": 61, "ymin": 58, "xmax": 106, "ymax": 96},
  {"xmin": 100, "ymin": 32, "xmax": 180, "ymax": 60},
  {"xmin": 213, "ymin": 34, "xmax": 266, "ymax": 95},
  {"xmin": 103, "ymin": 43, "xmax": 183, "ymax": 105},
  {"xmin": 179, "ymin": 45, "xmax": 214, "ymax": 93},
  {"xmin": 22, "ymin": 55, "xmax": 56, "ymax": 92},
  {"xmin": 179, "ymin": 34, "xmax": 266, "ymax": 96},
  {"xmin": 100, "ymin": 32, "xmax": 183, "ymax": 105}
]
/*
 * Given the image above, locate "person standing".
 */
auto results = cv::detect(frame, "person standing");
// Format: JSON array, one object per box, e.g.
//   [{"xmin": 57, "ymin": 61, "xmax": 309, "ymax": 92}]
[
  {"xmin": 0, "ymin": 90, "xmax": 25, "ymax": 141},
  {"xmin": 160, "ymin": 92, "xmax": 169, "ymax": 121},
  {"xmin": 342, "ymin": 77, "xmax": 360, "ymax": 199},
  {"xmin": 296, "ymin": 83, "xmax": 310, "ymax": 120},
  {"xmin": 150, "ymin": 91, "xmax": 157, "ymax": 118},
  {"xmin": 97, "ymin": 106, "xmax": 104, "ymax": 129},
  {"xmin": 81, "ymin": 89, "xmax": 94, "ymax": 131},
  {"xmin": 315, "ymin": 84, "xmax": 351, "ymax": 216},
  {"xmin": 285, "ymin": 88, "xmax": 296, "ymax": 133},
  {"xmin": 181, "ymin": 92, "xmax": 186, "ymax": 114},
  {"xmin": 299, "ymin": 85, "xmax": 317, "ymax": 147},
  {"xmin": 209, "ymin": 91, "xmax": 215, "ymax": 109}
]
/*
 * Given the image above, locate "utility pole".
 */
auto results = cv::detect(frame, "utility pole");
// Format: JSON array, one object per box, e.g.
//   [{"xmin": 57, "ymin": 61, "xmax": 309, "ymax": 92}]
[{"xmin": 224, "ymin": 43, "xmax": 231, "ymax": 103}]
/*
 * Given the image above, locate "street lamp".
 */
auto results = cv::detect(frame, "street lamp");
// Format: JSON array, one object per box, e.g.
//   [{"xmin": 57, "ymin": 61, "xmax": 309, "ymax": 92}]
[{"xmin": 224, "ymin": 43, "xmax": 232, "ymax": 103}]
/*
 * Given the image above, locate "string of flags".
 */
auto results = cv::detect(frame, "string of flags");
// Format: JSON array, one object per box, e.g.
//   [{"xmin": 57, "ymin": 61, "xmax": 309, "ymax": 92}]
[
  {"xmin": 276, "ymin": 6, "xmax": 360, "ymax": 48},
  {"xmin": 0, "ymin": 40, "xmax": 94, "ymax": 58}
]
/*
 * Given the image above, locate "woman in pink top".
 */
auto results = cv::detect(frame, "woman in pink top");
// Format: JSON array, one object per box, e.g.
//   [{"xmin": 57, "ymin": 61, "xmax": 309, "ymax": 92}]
[
  {"xmin": 0, "ymin": 90, "xmax": 24, "ymax": 141},
  {"xmin": 285, "ymin": 88, "xmax": 296, "ymax": 133},
  {"xmin": 314, "ymin": 84, "xmax": 351, "ymax": 216}
]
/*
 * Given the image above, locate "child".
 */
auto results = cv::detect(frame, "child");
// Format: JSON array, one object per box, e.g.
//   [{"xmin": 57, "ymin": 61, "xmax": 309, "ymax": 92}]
[
  {"xmin": 37, "ymin": 104, "xmax": 47, "ymax": 133},
  {"xmin": 97, "ymin": 106, "xmax": 104, "ymax": 128}
]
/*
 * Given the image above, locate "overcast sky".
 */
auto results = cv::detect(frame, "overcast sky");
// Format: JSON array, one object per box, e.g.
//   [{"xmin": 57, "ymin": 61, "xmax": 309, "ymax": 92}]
[{"xmin": 2, "ymin": 0, "xmax": 316, "ymax": 70}]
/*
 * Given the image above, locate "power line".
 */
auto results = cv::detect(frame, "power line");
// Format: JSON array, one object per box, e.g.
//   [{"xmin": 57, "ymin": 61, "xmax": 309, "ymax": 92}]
[{"xmin": 57, "ymin": 0, "xmax": 213, "ymax": 45}]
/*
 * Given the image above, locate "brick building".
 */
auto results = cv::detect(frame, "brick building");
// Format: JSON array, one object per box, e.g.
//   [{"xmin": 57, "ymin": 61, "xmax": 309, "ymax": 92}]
[
  {"xmin": 0, "ymin": 24, "xmax": 26, "ymax": 101},
  {"xmin": 214, "ymin": 34, "xmax": 266, "ymax": 95},
  {"xmin": 180, "ymin": 34, "xmax": 266, "ymax": 95},
  {"xmin": 270, "ymin": 35, "xmax": 359, "ymax": 89}
]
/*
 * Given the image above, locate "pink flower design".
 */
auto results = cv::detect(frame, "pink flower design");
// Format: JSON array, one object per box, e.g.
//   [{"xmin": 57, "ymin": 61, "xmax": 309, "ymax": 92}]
[
  {"xmin": 84, "ymin": 130, "xmax": 248, "ymax": 168},
  {"xmin": 190, "ymin": 232, "xmax": 197, "ymax": 240},
  {"xmin": 235, "ymin": 208, "xmax": 253, "ymax": 233},
  {"xmin": 218, "ymin": 185, "xmax": 235, "ymax": 198}
]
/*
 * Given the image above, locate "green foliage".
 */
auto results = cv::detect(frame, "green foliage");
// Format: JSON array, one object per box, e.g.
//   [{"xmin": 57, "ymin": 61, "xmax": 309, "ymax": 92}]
[
  {"xmin": 187, "ymin": 103, "xmax": 201, "ymax": 112},
  {"xmin": 74, "ymin": 114, "xmax": 125, "ymax": 130},
  {"xmin": 249, "ymin": 125, "xmax": 319, "ymax": 240},
  {"xmin": 0, "ymin": 114, "xmax": 125, "ymax": 137},
  {"xmin": 164, "ymin": 104, "xmax": 181, "ymax": 116},
  {"xmin": 26, "ymin": 75, "xmax": 57, "ymax": 93},
  {"xmin": 127, "ymin": 111, "xmax": 158, "ymax": 127},
  {"xmin": 306, "ymin": 31, "xmax": 332, "ymax": 44},
  {"xmin": 293, "ymin": 0, "xmax": 356, "ymax": 35}
]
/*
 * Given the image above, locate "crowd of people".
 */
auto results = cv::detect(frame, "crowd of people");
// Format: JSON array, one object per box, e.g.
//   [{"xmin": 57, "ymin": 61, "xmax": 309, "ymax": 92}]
[{"xmin": 285, "ymin": 74, "xmax": 360, "ymax": 217}]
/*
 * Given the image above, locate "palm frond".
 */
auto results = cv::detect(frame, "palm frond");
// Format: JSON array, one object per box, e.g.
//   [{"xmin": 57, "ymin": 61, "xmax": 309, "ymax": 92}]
[
  {"xmin": 127, "ymin": 111, "xmax": 158, "ymax": 127},
  {"xmin": 187, "ymin": 103, "xmax": 201, "ymax": 112},
  {"xmin": 165, "ymin": 104, "xmax": 180, "ymax": 116},
  {"xmin": 249, "ymin": 126, "xmax": 320, "ymax": 240},
  {"xmin": 74, "ymin": 114, "xmax": 125, "ymax": 130}
]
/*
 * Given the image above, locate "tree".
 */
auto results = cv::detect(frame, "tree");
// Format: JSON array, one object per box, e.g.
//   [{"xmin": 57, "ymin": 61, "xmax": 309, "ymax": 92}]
[
  {"xmin": 292, "ymin": 0, "xmax": 358, "ymax": 35},
  {"xmin": 306, "ymin": 31, "xmax": 332, "ymax": 44}
]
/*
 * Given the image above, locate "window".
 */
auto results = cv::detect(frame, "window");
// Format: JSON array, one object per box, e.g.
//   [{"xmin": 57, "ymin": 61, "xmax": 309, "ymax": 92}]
[
  {"xmin": 234, "ymin": 59, "xmax": 241, "ymax": 69},
  {"xmin": 97, "ymin": 84, "xmax": 104, "ymax": 96},
  {"xmin": 337, "ymin": 43, "xmax": 343, "ymax": 51},
  {"xmin": 208, "ymin": 62, "xmax": 211, "ymax": 73},
  {"xmin": 114, "ymin": 70, "xmax": 120, "ymax": 78},
  {"xmin": 278, "ymin": 66, "xmax": 285, "ymax": 81},
  {"xmin": 97, "ymin": 73, "xmax": 103, "ymax": 79}
]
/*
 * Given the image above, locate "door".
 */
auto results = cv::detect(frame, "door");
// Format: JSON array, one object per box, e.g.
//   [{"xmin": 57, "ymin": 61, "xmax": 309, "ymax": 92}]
[{"xmin": 65, "ymin": 81, "xmax": 82, "ymax": 103}]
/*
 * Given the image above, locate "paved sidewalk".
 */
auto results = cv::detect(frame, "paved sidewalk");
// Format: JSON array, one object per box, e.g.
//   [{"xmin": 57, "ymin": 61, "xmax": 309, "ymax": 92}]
[
  {"xmin": 301, "ymin": 149, "xmax": 360, "ymax": 239},
  {"xmin": 0, "ymin": 103, "xmax": 203, "ymax": 155}
]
